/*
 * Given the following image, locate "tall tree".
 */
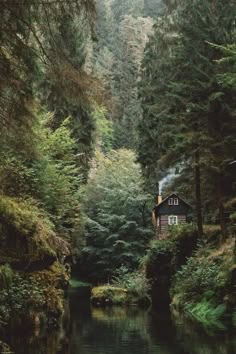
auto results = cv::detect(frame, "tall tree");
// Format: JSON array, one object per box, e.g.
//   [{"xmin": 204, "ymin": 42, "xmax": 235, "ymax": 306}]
[
  {"xmin": 80, "ymin": 149, "xmax": 153, "ymax": 282},
  {"xmin": 89, "ymin": 0, "xmax": 155, "ymax": 149},
  {"xmin": 138, "ymin": 0, "xmax": 236, "ymax": 237}
]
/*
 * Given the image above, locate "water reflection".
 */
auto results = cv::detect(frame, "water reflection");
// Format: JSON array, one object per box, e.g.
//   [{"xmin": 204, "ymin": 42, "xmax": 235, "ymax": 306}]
[{"xmin": 5, "ymin": 291, "xmax": 236, "ymax": 354}]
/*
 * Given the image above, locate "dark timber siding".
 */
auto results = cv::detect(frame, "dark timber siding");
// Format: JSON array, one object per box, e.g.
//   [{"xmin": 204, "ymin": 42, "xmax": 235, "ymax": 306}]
[
  {"xmin": 159, "ymin": 214, "xmax": 187, "ymax": 234},
  {"xmin": 154, "ymin": 193, "xmax": 192, "ymax": 218},
  {"xmin": 154, "ymin": 194, "xmax": 193, "ymax": 239},
  {"xmin": 156, "ymin": 201, "xmax": 190, "ymax": 215}
]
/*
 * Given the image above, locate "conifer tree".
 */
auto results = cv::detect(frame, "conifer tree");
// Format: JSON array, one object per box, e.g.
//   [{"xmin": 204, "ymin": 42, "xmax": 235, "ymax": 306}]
[{"xmin": 138, "ymin": 0, "xmax": 236, "ymax": 237}]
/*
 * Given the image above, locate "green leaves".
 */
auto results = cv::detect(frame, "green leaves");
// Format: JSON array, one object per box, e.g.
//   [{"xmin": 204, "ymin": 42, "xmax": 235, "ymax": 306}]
[
  {"xmin": 138, "ymin": 0, "xmax": 236, "ymax": 228},
  {"xmin": 80, "ymin": 149, "xmax": 153, "ymax": 282}
]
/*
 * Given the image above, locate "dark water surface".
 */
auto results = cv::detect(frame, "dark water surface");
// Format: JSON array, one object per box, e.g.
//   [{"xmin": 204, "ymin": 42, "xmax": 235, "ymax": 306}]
[{"xmin": 6, "ymin": 290, "xmax": 236, "ymax": 354}]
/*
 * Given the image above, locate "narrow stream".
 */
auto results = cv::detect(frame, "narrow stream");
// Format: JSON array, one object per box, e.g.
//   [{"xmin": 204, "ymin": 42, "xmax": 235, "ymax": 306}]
[{"xmin": 5, "ymin": 290, "xmax": 236, "ymax": 354}]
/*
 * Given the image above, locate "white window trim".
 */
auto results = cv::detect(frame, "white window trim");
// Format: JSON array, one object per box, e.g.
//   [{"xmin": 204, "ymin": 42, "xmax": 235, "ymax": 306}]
[
  {"xmin": 168, "ymin": 215, "xmax": 178, "ymax": 225},
  {"xmin": 174, "ymin": 198, "xmax": 179, "ymax": 205},
  {"xmin": 168, "ymin": 198, "xmax": 173, "ymax": 205}
]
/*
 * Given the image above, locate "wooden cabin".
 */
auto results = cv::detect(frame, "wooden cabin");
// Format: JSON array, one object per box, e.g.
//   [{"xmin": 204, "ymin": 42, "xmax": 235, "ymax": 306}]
[{"xmin": 152, "ymin": 193, "xmax": 192, "ymax": 239}]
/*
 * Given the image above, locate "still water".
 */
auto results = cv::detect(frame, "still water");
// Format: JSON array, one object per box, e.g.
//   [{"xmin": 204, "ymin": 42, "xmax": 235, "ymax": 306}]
[{"xmin": 5, "ymin": 290, "xmax": 236, "ymax": 354}]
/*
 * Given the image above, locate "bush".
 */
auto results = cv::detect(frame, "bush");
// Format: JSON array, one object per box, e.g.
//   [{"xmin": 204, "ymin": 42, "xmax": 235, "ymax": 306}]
[
  {"xmin": 112, "ymin": 266, "xmax": 151, "ymax": 304},
  {"xmin": 185, "ymin": 299, "xmax": 226, "ymax": 329},
  {"xmin": 171, "ymin": 256, "xmax": 227, "ymax": 306},
  {"xmin": 91, "ymin": 286, "xmax": 128, "ymax": 305},
  {"xmin": 0, "ymin": 264, "xmax": 13, "ymax": 289},
  {"xmin": 0, "ymin": 263, "xmax": 68, "ymax": 328},
  {"xmin": 143, "ymin": 225, "xmax": 198, "ymax": 272}
]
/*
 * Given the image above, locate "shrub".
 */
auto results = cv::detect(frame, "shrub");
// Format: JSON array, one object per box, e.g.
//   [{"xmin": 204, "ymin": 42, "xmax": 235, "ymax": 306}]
[
  {"xmin": 0, "ymin": 264, "xmax": 13, "ymax": 289},
  {"xmin": 0, "ymin": 263, "xmax": 68, "ymax": 328},
  {"xmin": 185, "ymin": 299, "xmax": 226, "ymax": 329},
  {"xmin": 143, "ymin": 239, "xmax": 175, "ymax": 268},
  {"xmin": 112, "ymin": 266, "xmax": 151, "ymax": 304},
  {"xmin": 91, "ymin": 286, "xmax": 128, "ymax": 305},
  {"xmin": 171, "ymin": 256, "xmax": 227, "ymax": 305}
]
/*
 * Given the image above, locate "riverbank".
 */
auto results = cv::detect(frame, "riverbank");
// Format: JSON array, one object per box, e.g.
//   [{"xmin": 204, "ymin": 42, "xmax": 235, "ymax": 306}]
[
  {"xmin": 144, "ymin": 225, "xmax": 236, "ymax": 329},
  {"xmin": 3, "ymin": 289, "xmax": 236, "ymax": 354},
  {"xmin": 0, "ymin": 197, "xmax": 71, "ymax": 352}
]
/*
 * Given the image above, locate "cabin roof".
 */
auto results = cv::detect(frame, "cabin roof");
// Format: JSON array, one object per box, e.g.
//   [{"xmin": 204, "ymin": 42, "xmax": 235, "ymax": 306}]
[{"xmin": 154, "ymin": 193, "xmax": 192, "ymax": 211}]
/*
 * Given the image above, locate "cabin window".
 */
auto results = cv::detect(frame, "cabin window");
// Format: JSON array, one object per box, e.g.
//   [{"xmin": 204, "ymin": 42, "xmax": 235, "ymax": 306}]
[
  {"xmin": 168, "ymin": 215, "xmax": 178, "ymax": 225},
  {"xmin": 168, "ymin": 198, "xmax": 173, "ymax": 205},
  {"xmin": 174, "ymin": 198, "xmax": 179, "ymax": 205}
]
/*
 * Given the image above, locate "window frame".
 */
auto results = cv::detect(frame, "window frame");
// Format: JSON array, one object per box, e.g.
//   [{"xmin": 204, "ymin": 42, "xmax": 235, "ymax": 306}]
[
  {"xmin": 168, "ymin": 215, "xmax": 178, "ymax": 226},
  {"xmin": 168, "ymin": 198, "xmax": 173, "ymax": 205},
  {"xmin": 174, "ymin": 198, "xmax": 179, "ymax": 205}
]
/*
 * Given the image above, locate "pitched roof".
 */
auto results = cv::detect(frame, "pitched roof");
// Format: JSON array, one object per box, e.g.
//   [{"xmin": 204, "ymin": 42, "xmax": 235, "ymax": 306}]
[{"xmin": 154, "ymin": 193, "xmax": 192, "ymax": 210}]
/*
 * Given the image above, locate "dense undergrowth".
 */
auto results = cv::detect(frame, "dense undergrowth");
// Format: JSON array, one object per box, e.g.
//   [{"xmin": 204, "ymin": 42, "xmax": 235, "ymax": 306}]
[
  {"xmin": 144, "ymin": 225, "xmax": 236, "ymax": 329},
  {"xmin": 0, "ymin": 262, "xmax": 69, "ymax": 329},
  {"xmin": 171, "ymin": 236, "xmax": 236, "ymax": 328},
  {"xmin": 91, "ymin": 269, "xmax": 151, "ymax": 306},
  {"xmin": 144, "ymin": 225, "xmax": 198, "ymax": 306},
  {"xmin": 0, "ymin": 196, "xmax": 70, "ymax": 334}
]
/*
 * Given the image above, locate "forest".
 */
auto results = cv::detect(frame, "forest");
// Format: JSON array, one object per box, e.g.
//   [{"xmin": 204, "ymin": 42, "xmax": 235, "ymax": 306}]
[{"xmin": 0, "ymin": 0, "xmax": 236, "ymax": 352}]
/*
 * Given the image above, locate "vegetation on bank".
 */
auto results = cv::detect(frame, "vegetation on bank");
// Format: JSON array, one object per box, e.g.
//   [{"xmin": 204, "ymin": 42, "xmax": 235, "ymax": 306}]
[
  {"xmin": 91, "ymin": 269, "xmax": 151, "ymax": 306},
  {"xmin": 0, "ymin": 262, "xmax": 69, "ymax": 330},
  {"xmin": 0, "ymin": 0, "xmax": 236, "ymax": 344},
  {"xmin": 171, "ymin": 236, "xmax": 235, "ymax": 328},
  {"xmin": 0, "ymin": 0, "xmax": 95, "ymax": 344},
  {"xmin": 143, "ymin": 224, "xmax": 236, "ymax": 329}
]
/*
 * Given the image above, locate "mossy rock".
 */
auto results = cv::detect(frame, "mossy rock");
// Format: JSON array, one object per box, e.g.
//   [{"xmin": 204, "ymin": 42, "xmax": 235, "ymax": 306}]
[
  {"xmin": 0, "ymin": 262, "xmax": 69, "ymax": 331},
  {"xmin": 0, "ymin": 196, "xmax": 36, "ymax": 236},
  {"xmin": 91, "ymin": 286, "xmax": 128, "ymax": 306},
  {"xmin": 0, "ymin": 196, "xmax": 70, "ymax": 270},
  {"xmin": 29, "ymin": 261, "xmax": 70, "ymax": 290}
]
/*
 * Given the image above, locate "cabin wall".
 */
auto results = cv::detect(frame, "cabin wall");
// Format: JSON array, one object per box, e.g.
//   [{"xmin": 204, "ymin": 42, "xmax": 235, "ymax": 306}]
[{"xmin": 157, "ymin": 214, "xmax": 187, "ymax": 239}]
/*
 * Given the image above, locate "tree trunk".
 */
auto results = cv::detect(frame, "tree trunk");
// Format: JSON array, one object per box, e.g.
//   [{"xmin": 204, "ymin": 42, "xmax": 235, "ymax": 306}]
[
  {"xmin": 218, "ymin": 174, "xmax": 227, "ymax": 243},
  {"xmin": 195, "ymin": 150, "xmax": 203, "ymax": 237}
]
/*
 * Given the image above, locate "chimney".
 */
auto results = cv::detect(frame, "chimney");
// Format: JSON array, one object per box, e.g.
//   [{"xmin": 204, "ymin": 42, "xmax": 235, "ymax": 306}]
[{"xmin": 157, "ymin": 195, "xmax": 162, "ymax": 205}]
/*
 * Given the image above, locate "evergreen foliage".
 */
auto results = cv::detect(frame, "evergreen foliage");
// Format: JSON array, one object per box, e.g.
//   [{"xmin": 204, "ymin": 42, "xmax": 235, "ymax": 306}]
[
  {"xmin": 79, "ymin": 149, "xmax": 153, "ymax": 282},
  {"xmin": 0, "ymin": 0, "xmax": 96, "ymax": 256},
  {"xmin": 138, "ymin": 0, "xmax": 236, "ymax": 237},
  {"xmin": 1, "ymin": 0, "xmax": 236, "ymax": 336},
  {"xmin": 90, "ymin": 0, "xmax": 155, "ymax": 149},
  {"xmin": 0, "ymin": 0, "xmax": 96, "ymax": 331}
]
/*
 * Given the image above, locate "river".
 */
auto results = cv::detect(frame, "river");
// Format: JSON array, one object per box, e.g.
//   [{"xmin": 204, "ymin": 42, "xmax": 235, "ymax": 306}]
[{"xmin": 4, "ymin": 290, "xmax": 236, "ymax": 354}]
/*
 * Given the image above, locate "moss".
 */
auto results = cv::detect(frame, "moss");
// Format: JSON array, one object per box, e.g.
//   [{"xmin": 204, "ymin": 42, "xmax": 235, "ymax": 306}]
[
  {"xmin": 0, "ymin": 196, "xmax": 71, "ymax": 331},
  {"xmin": 0, "ymin": 195, "xmax": 37, "ymax": 236},
  {"xmin": 29, "ymin": 261, "xmax": 70, "ymax": 290},
  {"xmin": 26, "ymin": 262, "xmax": 70, "ymax": 317},
  {"xmin": 91, "ymin": 286, "xmax": 128, "ymax": 305},
  {"xmin": 0, "ymin": 196, "xmax": 71, "ymax": 268},
  {"xmin": 0, "ymin": 262, "xmax": 69, "ymax": 331}
]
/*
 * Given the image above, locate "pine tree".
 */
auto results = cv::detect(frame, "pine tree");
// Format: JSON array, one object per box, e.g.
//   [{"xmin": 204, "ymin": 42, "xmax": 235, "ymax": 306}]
[{"xmin": 138, "ymin": 0, "xmax": 236, "ymax": 237}]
